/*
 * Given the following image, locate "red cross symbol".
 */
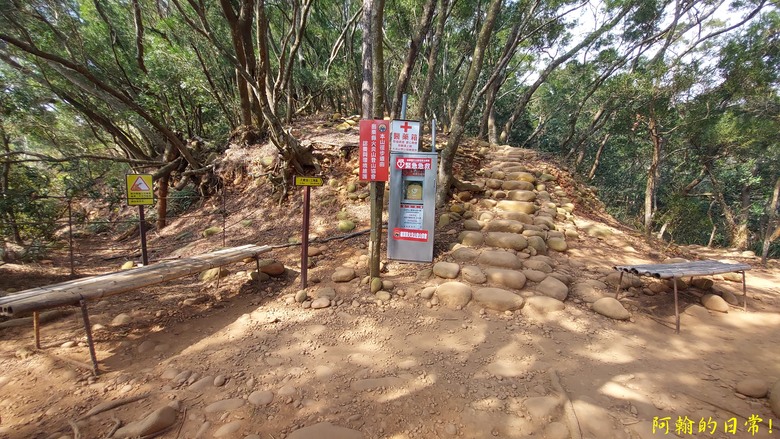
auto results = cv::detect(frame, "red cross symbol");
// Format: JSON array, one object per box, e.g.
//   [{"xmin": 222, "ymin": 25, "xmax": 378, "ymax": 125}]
[{"xmin": 400, "ymin": 121, "xmax": 413, "ymax": 132}]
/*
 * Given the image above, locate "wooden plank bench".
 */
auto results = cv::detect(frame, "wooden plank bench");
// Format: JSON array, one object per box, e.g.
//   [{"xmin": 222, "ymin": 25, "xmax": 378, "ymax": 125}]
[
  {"xmin": 613, "ymin": 260, "xmax": 751, "ymax": 333},
  {"xmin": 0, "ymin": 244, "xmax": 271, "ymax": 374}
]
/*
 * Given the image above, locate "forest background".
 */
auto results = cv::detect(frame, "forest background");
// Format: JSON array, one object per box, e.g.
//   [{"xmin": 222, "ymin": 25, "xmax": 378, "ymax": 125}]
[{"xmin": 0, "ymin": 0, "xmax": 778, "ymax": 263}]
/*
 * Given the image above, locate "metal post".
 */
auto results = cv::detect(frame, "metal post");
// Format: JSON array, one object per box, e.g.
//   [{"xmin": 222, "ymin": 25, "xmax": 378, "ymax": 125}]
[
  {"xmin": 138, "ymin": 206, "xmax": 149, "ymax": 266},
  {"xmin": 255, "ymin": 258, "xmax": 262, "ymax": 289},
  {"xmin": 67, "ymin": 199, "xmax": 75, "ymax": 276},
  {"xmin": 33, "ymin": 311, "xmax": 41, "ymax": 349},
  {"xmin": 431, "ymin": 119, "xmax": 437, "ymax": 150},
  {"xmin": 673, "ymin": 278, "xmax": 680, "ymax": 334},
  {"xmin": 401, "ymin": 94, "xmax": 408, "ymax": 119},
  {"xmin": 301, "ymin": 186, "xmax": 311, "ymax": 289},
  {"xmin": 79, "ymin": 300, "xmax": 99, "ymax": 376}
]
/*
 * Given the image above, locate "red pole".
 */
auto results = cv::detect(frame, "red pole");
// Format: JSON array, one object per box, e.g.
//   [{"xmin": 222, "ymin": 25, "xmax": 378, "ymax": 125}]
[{"xmin": 301, "ymin": 186, "xmax": 311, "ymax": 289}]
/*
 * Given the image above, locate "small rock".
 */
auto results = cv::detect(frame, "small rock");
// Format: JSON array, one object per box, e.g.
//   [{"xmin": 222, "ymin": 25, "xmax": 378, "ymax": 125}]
[
  {"xmin": 258, "ymin": 260, "xmax": 285, "ymax": 276},
  {"xmin": 120, "ymin": 261, "xmax": 134, "ymax": 270},
  {"xmin": 701, "ymin": 294, "xmax": 729, "ymax": 313},
  {"xmin": 535, "ymin": 276, "xmax": 569, "ymax": 301},
  {"xmin": 214, "ymin": 375, "xmax": 227, "ymax": 387},
  {"xmin": 771, "ymin": 380, "xmax": 780, "ymax": 417},
  {"xmin": 294, "ymin": 290, "xmax": 308, "ymax": 303},
  {"xmin": 375, "ymin": 291, "xmax": 391, "ymax": 301},
  {"xmin": 338, "ymin": 220, "xmax": 356, "ymax": 232},
  {"xmin": 114, "ymin": 406, "xmax": 177, "ymax": 438},
  {"xmin": 248, "ymin": 390, "xmax": 274, "ymax": 406},
  {"xmin": 435, "ymin": 282, "xmax": 473, "ymax": 309},
  {"xmin": 311, "ymin": 297, "xmax": 331, "ymax": 309},
  {"xmin": 213, "ymin": 420, "xmax": 243, "ymax": 438},
  {"xmin": 592, "ymin": 297, "xmax": 630, "ymax": 320},
  {"xmin": 111, "ymin": 314, "xmax": 133, "ymax": 327},
  {"xmin": 736, "ymin": 378, "xmax": 769, "ymax": 398},
  {"xmin": 461, "ymin": 266, "xmax": 487, "ymax": 284},
  {"xmin": 202, "ymin": 267, "xmax": 232, "ymax": 282},
  {"xmin": 433, "ymin": 262, "xmax": 461, "ymax": 279},
  {"xmin": 473, "ymin": 288, "xmax": 524, "ymax": 312},
  {"xmin": 332, "ymin": 268, "xmax": 357, "ymax": 282}
]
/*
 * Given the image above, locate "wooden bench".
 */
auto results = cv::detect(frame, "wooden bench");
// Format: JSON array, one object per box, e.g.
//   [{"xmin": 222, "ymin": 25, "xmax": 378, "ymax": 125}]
[
  {"xmin": 0, "ymin": 244, "xmax": 271, "ymax": 374},
  {"xmin": 613, "ymin": 260, "xmax": 751, "ymax": 333}
]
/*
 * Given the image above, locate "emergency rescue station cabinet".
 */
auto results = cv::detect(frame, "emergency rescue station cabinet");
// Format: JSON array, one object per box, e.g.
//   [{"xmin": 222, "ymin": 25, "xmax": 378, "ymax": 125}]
[{"xmin": 387, "ymin": 151, "xmax": 438, "ymax": 262}]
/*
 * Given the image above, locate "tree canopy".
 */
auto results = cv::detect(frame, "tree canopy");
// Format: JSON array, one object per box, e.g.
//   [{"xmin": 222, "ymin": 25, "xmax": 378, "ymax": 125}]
[{"xmin": 1, "ymin": 0, "xmax": 778, "ymax": 259}]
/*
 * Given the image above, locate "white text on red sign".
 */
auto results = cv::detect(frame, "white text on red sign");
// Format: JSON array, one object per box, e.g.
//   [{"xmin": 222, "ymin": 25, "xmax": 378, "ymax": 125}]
[{"xmin": 395, "ymin": 157, "xmax": 432, "ymax": 170}]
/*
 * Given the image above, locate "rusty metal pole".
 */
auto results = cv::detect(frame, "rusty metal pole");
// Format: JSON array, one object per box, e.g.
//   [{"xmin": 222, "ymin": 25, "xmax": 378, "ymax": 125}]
[
  {"xmin": 67, "ymin": 198, "xmax": 75, "ymax": 276},
  {"xmin": 33, "ymin": 311, "xmax": 41, "ymax": 349},
  {"xmin": 673, "ymin": 278, "xmax": 680, "ymax": 334},
  {"xmin": 301, "ymin": 186, "xmax": 311, "ymax": 289},
  {"xmin": 138, "ymin": 206, "xmax": 149, "ymax": 265},
  {"xmin": 79, "ymin": 300, "xmax": 99, "ymax": 376}
]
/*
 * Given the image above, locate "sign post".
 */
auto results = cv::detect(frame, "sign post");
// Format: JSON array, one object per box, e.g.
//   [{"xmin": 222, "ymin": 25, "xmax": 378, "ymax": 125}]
[
  {"xmin": 126, "ymin": 174, "xmax": 154, "ymax": 266},
  {"xmin": 295, "ymin": 176, "xmax": 324, "ymax": 289},
  {"xmin": 359, "ymin": 120, "xmax": 390, "ymax": 278}
]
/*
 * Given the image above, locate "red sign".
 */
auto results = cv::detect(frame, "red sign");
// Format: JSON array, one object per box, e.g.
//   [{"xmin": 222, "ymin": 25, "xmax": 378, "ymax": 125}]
[
  {"xmin": 359, "ymin": 120, "xmax": 390, "ymax": 181},
  {"xmin": 394, "ymin": 156, "xmax": 432, "ymax": 170},
  {"xmin": 392, "ymin": 227, "xmax": 429, "ymax": 242}
]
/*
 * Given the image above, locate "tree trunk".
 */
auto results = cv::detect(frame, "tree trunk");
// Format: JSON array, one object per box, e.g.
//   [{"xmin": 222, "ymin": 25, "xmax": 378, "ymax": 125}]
[
  {"xmin": 417, "ymin": 0, "xmax": 449, "ymax": 131},
  {"xmin": 644, "ymin": 116, "xmax": 662, "ymax": 237},
  {"xmin": 0, "ymin": 123, "xmax": 23, "ymax": 245},
  {"xmin": 587, "ymin": 133, "xmax": 610, "ymax": 180},
  {"xmin": 761, "ymin": 175, "xmax": 780, "ymax": 265},
  {"xmin": 734, "ymin": 184, "xmax": 751, "ymax": 249},
  {"xmin": 704, "ymin": 163, "xmax": 740, "ymax": 246},
  {"xmin": 499, "ymin": 3, "xmax": 630, "ymax": 142},
  {"xmin": 390, "ymin": 0, "xmax": 436, "ymax": 120},
  {"xmin": 436, "ymin": 0, "xmax": 502, "ymax": 206},
  {"xmin": 220, "ymin": 0, "xmax": 255, "ymax": 127}
]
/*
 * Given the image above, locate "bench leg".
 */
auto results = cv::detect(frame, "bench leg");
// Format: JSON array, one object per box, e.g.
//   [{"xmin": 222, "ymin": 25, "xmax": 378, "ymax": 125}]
[
  {"xmin": 33, "ymin": 311, "xmax": 41, "ymax": 349},
  {"xmin": 673, "ymin": 278, "xmax": 680, "ymax": 334},
  {"xmin": 255, "ymin": 258, "xmax": 262, "ymax": 289},
  {"xmin": 79, "ymin": 300, "xmax": 100, "ymax": 376}
]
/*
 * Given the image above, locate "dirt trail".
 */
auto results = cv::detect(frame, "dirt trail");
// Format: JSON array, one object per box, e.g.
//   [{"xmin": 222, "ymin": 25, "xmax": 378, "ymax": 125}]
[{"xmin": 0, "ymin": 143, "xmax": 778, "ymax": 439}]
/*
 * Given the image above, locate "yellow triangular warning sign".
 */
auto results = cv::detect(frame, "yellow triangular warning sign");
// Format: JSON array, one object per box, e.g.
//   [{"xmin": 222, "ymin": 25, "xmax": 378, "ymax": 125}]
[{"xmin": 130, "ymin": 176, "xmax": 150, "ymax": 192}]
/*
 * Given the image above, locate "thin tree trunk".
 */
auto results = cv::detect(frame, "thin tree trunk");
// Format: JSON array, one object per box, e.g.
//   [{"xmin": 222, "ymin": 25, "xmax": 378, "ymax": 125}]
[
  {"xmin": 704, "ymin": 162, "xmax": 740, "ymax": 246},
  {"xmin": 0, "ymin": 123, "xmax": 23, "ymax": 244},
  {"xmin": 644, "ymin": 116, "xmax": 662, "ymax": 237},
  {"xmin": 437, "ymin": 0, "xmax": 502, "ymax": 206},
  {"xmin": 761, "ymin": 175, "xmax": 780, "ymax": 264},
  {"xmin": 587, "ymin": 133, "xmax": 610, "ymax": 180},
  {"xmin": 417, "ymin": 0, "xmax": 450, "ymax": 132},
  {"xmin": 499, "ymin": 3, "xmax": 630, "ymax": 143},
  {"xmin": 390, "ymin": 0, "xmax": 436, "ymax": 120}
]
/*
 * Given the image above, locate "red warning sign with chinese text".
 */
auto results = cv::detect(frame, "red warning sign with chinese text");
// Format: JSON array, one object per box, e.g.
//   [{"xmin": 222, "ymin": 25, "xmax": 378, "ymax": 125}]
[
  {"xmin": 392, "ymin": 227, "xmax": 429, "ymax": 242},
  {"xmin": 394, "ymin": 156, "xmax": 432, "ymax": 170},
  {"xmin": 359, "ymin": 120, "xmax": 390, "ymax": 182}
]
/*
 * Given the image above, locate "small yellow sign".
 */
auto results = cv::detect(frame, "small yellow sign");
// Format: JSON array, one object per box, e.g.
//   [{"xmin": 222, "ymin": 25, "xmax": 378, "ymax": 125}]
[
  {"xmin": 126, "ymin": 174, "xmax": 154, "ymax": 206},
  {"xmin": 295, "ymin": 176, "xmax": 324, "ymax": 187}
]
